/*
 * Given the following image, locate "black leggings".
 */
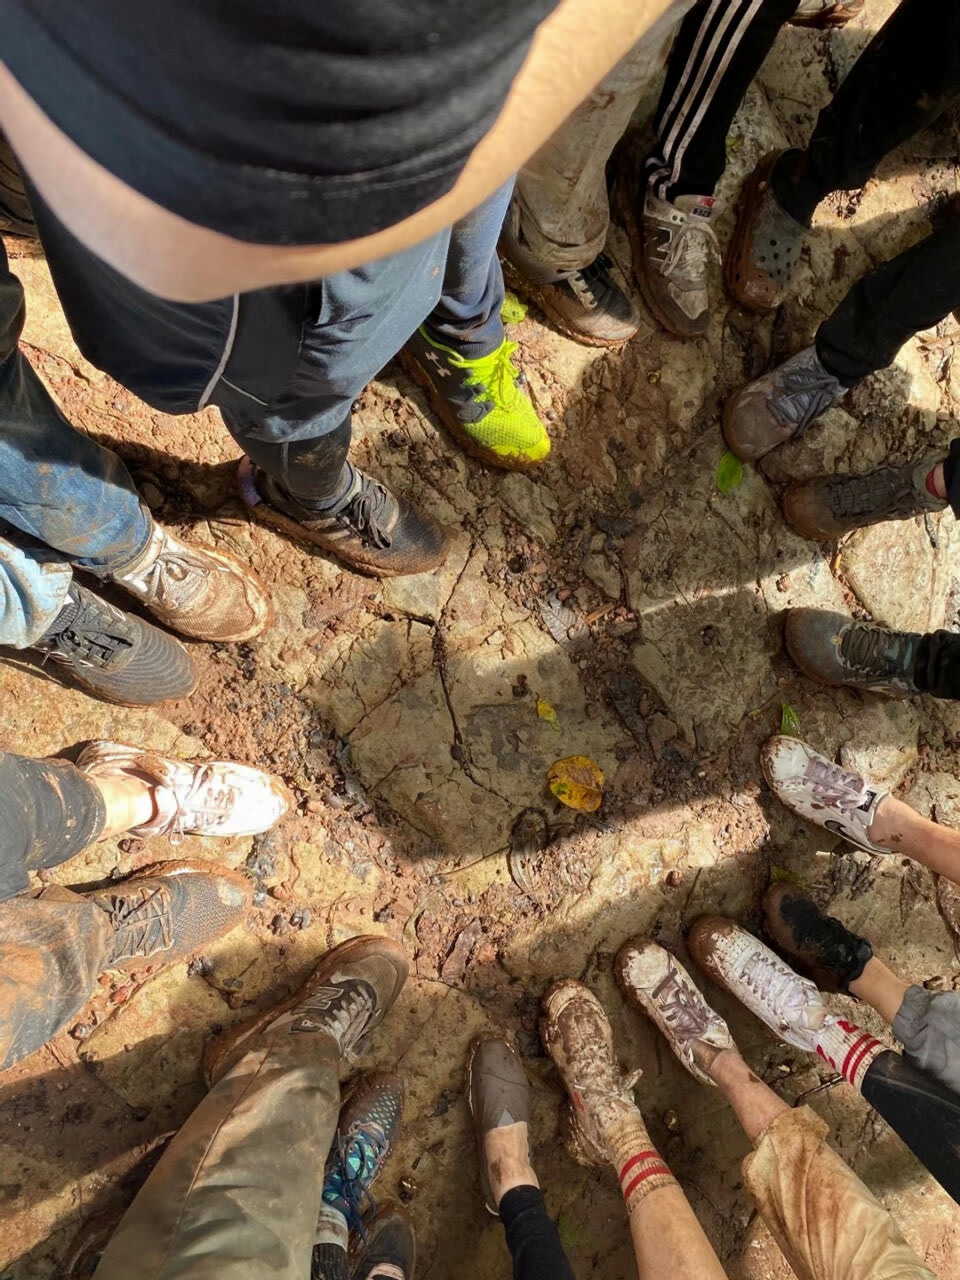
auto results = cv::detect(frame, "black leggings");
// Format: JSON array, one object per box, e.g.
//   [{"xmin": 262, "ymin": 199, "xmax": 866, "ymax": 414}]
[
  {"xmin": 500, "ymin": 1185, "xmax": 577, "ymax": 1280},
  {"xmin": 0, "ymin": 751, "xmax": 105, "ymax": 902}
]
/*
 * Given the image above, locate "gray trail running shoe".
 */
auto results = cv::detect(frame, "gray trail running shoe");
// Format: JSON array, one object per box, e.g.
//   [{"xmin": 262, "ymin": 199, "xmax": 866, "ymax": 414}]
[
  {"xmin": 789, "ymin": 0, "xmax": 865, "ymax": 27},
  {"xmin": 92, "ymin": 859, "xmax": 252, "ymax": 969},
  {"xmin": 725, "ymin": 151, "xmax": 807, "ymax": 313},
  {"xmin": 760, "ymin": 733, "xmax": 890, "ymax": 855},
  {"xmin": 239, "ymin": 458, "xmax": 448, "ymax": 578},
  {"xmin": 723, "ymin": 345, "xmax": 846, "ymax": 462},
  {"xmin": 763, "ymin": 883, "xmax": 874, "ymax": 994},
  {"xmin": 27, "ymin": 581, "xmax": 196, "ymax": 705},
  {"xmin": 204, "ymin": 934, "xmax": 409, "ymax": 1083},
  {"xmin": 466, "ymin": 1037, "xmax": 531, "ymax": 1214},
  {"xmin": 687, "ymin": 915, "xmax": 831, "ymax": 1054},
  {"xmin": 615, "ymin": 938, "xmax": 734, "ymax": 1085},
  {"xmin": 351, "ymin": 1205, "xmax": 416, "ymax": 1280},
  {"xmin": 782, "ymin": 453, "xmax": 947, "ymax": 541},
  {"xmin": 784, "ymin": 607, "xmax": 922, "ymax": 697},
  {"xmin": 634, "ymin": 187, "xmax": 719, "ymax": 340},
  {"xmin": 112, "ymin": 522, "xmax": 273, "ymax": 643},
  {"xmin": 499, "ymin": 204, "xmax": 640, "ymax": 347}
]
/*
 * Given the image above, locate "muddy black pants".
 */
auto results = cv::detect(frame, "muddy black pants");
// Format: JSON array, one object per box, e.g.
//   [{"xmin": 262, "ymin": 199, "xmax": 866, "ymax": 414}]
[
  {"xmin": 768, "ymin": 0, "xmax": 960, "ymax": 385},
  {"xmin": 913, "ymin": 630, "xmax": 960, "ymax": 701},
  {"xmin": 500, "ymin": 1186, "xmax": 577, "ymax": 1280}
]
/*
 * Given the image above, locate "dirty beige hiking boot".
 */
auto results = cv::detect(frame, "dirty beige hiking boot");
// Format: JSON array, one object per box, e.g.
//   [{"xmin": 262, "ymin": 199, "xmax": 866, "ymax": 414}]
[
  {"xmin": 77, "ymin": 740, "xmax": 293, "ymax": 841},
  {"xmin": 203, "ymin": 934, "xmax": 409, "ymax": 1083},
  {"xmin": 540, "ymin": 979, "xmax": 640, "ymax": 1166},
  {"xmin": 111, "ymin": 522, "xmax": 273, "ymax": 643},
  {"xmin": 90, "ymin": 860, "xmax": 252, "ymax": 969},
  {"xmin": 782, "ymin": 452, "xmax": 947, "ymax": 541},
  {"xmin": 723, "ymin": 345, "xmax": 846, "ymax": 462}
]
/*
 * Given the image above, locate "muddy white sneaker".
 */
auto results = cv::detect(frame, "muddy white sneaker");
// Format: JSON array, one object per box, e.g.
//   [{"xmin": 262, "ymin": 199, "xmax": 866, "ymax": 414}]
[
  {"xmin": 615, "ymin": 939, "xmax": 734, "ymax": 1085},
  {"xmin": 77, "ymin": 740, "xmax": 293, "ymax": 841},
  {"xmin": 540, "ymin": 979, "xmax": 641, "ymax": 1166},
  {"xmin": 760, "ymin": 734, "xmax": 889, "ymax": 855},
  {"xmin": 636, "ymin": 188, "xmax": 719, "ymax": 339},
  {"xmin": 111, "ymin": 522, "xmax": 273, "ymax": 643},
  {"xmin": 687, "ymin": 916, "xmax": 831, "ymax": 1053}
]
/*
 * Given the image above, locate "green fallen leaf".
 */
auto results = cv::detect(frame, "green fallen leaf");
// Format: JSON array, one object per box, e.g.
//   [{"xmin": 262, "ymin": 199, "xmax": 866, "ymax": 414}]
[
  {"xmin": 770, "ymin": 865, "xmax": 805, "ymax": 888},
  {"xmin": 715, "ymin": 449, "xmax": 744, "ymax": 494},
  {"xmin": 557, "ymin": 1210, "xmax": 591, "ymax": 1250},
  {"xmin": 780, "ymin": 702, "xmax": 802, "ymax": 737},
  {"xmin": 536, "ymin": 697, "xmax": 562, "ymax": 731},
  {"xmin": 501, "ymin": 291, "xmax": 529, "ymax": 325}
]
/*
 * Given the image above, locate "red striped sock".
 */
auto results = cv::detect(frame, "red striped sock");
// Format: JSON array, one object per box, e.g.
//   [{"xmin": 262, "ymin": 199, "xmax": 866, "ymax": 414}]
[
  {"xmin": 815, "ymin": 1017, "xmax": 886, "ymax": 1092},
  {"xmin": 606, "ymin": 1112, "xmax": 676, "ymax": 1212}
]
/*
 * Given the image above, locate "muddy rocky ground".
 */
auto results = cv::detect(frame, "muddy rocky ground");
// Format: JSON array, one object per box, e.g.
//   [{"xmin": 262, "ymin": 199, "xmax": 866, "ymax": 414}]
[{"xmin": 3, "ymin": 5, "xmax": 960, "ymax": 1278}]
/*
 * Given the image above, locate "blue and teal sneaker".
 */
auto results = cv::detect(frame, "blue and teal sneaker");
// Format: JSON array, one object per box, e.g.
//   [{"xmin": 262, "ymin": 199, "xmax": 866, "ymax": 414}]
[
  {"xmin": 322, "ymin": 1072, "xmax": 405, "ymax": 1237},
  {"xmin": 402, "ymin": 327, "xmax": 550, "ymax": 470}
]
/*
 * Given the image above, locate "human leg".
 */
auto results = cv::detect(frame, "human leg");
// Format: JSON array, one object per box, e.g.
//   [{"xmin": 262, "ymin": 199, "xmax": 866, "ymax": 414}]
[
  {"xmin": 0, "ymin": 862, "xmax": 251, "ymax": 1071},
  {"xmin": 540, "ymin": 980, "xmax": 729, "ymax": 1280},
  {"xmin": 94, "ymin": 936, "xmax": 408, "ymax": 1280}
]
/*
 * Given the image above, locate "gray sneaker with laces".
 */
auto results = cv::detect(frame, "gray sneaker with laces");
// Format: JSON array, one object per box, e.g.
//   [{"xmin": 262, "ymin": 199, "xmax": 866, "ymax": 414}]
[
  {"xmin": 785, "ymin": 607, "xmax": 922, "ymax": 697},
  {"xmin": 723, "ymin": 345, "xmax": 846, "ymax": 462},
  {"xmin": 635, "ymin": 189, "xmax": 719, "ymax": 339},
  {"xmin": 615, "ymin": 939, "xmax": 733, "ymax": 1085},
  {"xmin": 782, "ymin": 452, "xmax": 947, "ymax": 540},
  {"xmin": 789, "ymin": 0, "xmax": 864, "ymax": 27}
]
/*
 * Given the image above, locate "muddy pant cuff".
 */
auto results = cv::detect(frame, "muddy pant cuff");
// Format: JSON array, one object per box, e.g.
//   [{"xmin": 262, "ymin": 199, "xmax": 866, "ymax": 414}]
[{"xmin": 314, "ymin": 1203, "xmax": 349, "ymax": 1251}]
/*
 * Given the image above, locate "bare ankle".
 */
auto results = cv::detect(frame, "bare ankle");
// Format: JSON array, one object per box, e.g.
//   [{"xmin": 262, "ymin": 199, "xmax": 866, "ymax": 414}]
[{"xmin": 483, "ymin": 1123, "xmax": 538, "ymax": 1206}]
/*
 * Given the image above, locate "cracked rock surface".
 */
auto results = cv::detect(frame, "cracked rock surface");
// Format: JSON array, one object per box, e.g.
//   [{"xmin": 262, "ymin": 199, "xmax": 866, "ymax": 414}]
[{"xmin": 3, "ymin": 5, "xmax": 960, "ymax": 1276}]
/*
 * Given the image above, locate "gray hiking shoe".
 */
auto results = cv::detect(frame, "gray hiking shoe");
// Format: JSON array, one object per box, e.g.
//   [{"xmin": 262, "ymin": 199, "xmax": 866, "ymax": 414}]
[
  {"xmin": 634, "ymin": 187, "xmax": 719, "ymax": 339},
  {"xmin": 782, "ymin": 452, "xmax": 947, "ymax": 540},
  {"xmin": 723, "ymin": 345, "xmax": 846, "ymax": 462},
  {"xmin": 466, "ymin": 1038, "xmax": 531, "ymax": 1214},
  {"xmin": 790, "ymin": 0, "xmax": 865, "ymax": 27},
  {"xmin": 725, "ymin": 151, "xmax": 807, "ymax": 313},
  {"xmin": 29, "ymin": 581, "xmax": 196, "ymax": 705},
  {"xmin": 785, "ymin": 607, "xmax": 922, "ymax": 697}
]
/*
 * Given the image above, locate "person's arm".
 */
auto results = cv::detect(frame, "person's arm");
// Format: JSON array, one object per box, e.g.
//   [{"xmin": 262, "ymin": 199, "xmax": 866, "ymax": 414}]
[{"xmin": 0, "ymin": 0, "xmax": 677, "ymax": 302}]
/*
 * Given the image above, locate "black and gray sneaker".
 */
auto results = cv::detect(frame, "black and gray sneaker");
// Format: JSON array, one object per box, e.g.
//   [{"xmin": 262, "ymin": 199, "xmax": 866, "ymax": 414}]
[
  {"xmin": 204, "ymin": 934, "xmax": 409, "ymax": 1083},
  {"xmin": 239, "ymin": 457, "xmax": 448, "ymax": 578},
  {"xmin": 351, "ymin": 1206, "xmax": 416, "ymax": 1280},
  {"xmin": 785, "ymin": 608, "xmax": 922, "ymax": 697},
  {"xmin": 27, "ymin": 581, "xmax": 196, "ymax": 705},
  {"xmin": 723, "ymin": 345, "xmax": 846, "ymax": 463},
  {"xmin": 782, "ymin": 452, "xmax": 947, "ymax": 541},
  {"xmin": 499, "ymin": 204, "xmax": 639, "ymax": 347},
  {"xmin": 763, "ymin": 883, "xmax": 873, "ymax": 993}
]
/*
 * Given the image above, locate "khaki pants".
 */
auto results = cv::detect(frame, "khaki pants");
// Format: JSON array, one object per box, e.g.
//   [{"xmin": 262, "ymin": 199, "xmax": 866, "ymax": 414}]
[
  {"xmin": 93, "ymin": 1031, "xmax": 341, "ymax": 1280},
  {"xmin": 744, "ymin": 1108, "xmax": 934, "ymax": 1280}
]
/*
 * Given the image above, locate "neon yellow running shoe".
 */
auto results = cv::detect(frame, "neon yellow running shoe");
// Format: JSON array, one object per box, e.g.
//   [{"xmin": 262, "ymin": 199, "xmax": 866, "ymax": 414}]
[{"xmin": 402, "ymin": 326, "xmax": 550, "ymax": 470}]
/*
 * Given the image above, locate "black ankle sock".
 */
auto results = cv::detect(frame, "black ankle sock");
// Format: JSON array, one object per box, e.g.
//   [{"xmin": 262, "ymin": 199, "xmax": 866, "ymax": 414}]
[
  {"xmin": 311, "ymin": 1242, "xmax": 349, "ymax": 1280},
  {"xmin": 286, "ymin": 461, "xmax": 356, "ymax": 512}
]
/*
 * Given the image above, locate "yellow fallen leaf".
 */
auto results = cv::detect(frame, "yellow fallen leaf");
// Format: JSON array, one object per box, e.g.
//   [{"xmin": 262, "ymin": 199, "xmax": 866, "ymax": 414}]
[
  {"xmin": 537, "ymin": 697, "xmax": 561, "ymax": 731},
  {"xmin": 547, "ymin": 755, "xmax": 604, "ymax": 812}
]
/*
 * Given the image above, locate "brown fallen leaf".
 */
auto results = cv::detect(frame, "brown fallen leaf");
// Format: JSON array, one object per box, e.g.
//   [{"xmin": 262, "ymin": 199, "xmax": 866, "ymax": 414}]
[{"xmin": 547, "ymin": 755, "xmax": 604, "ymax": 812}]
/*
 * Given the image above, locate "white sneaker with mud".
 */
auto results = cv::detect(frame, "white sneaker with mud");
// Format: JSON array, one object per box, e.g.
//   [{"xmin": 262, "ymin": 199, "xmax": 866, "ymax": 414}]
[
  {"xmin": 760, "ymin": 734, "xmax": 889, "ymax": 855},
  {"xmin": 77, "ymin": 740, "xmax": 293, "ymax": 841},
  {"xmin": 636, "ymin": 188, "xmax": 719, "ymax": 340},
  {"xmin": 540, "ymin": 979, "xmax": 640, "ymax": 1165},
  {"xmin": 687, "ymin": 916, "xmax": 831, "ymax": 1053},
  {"xmin": 112, "ymin": 522, "xmax": 273, "ymax": 643},
  {"xmin": 615, "ymin": 939, "xmax": 733, "ymax": 1085}
]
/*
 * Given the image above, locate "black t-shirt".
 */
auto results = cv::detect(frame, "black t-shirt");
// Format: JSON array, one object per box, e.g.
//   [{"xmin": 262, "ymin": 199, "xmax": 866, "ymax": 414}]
[{"xmin": 0, "ymin": 1, "xmax": 557, "ymax": 244}]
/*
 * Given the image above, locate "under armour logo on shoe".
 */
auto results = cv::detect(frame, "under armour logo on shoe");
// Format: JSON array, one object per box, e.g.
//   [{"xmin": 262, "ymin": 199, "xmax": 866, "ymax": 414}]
[{"xmin": 425, "ymin": 349, "xmax": 452, "ymax": 378}]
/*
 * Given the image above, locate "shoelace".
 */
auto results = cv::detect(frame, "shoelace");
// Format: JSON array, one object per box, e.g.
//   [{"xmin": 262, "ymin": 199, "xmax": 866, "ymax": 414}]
[
  {"xmin": 130, "ymin": 545, "xmax": 210, "ymax": 610},
  {"xmin": 565, "ymin": 252, "xmax": 617, "ymax": 311},
  {"xmin": 802, "ymin": 758, "xmax": 873, "ymax": 815},
  {"xmin": 294, "ymin": 983, "xmax": 373, "ymax": 1055},
  {"xmin": 769, "ymin": 363, "xmax": 841, "ymax": 432},
  {"xmin": 106, "ymin": 884, "xmax": 172, "ymax": 958},
  {"xmin": 156, "ymin": 764, "xmax": 238, "ymax": 844},
  {"xmin": 832, "ymin": 469, "xmax": 910, "ymax": 519},
  {"xmin": 323, "ymin": 1121, "xmax": 389, "ymax": 1236},
  {"xmin": 335, "ymin": 474, "xmax": 393, "ymax": 549},
  {"xmin": 45, "ymin": 594, "xmax": 131, "ymax": 668},
  {"xmin": 840, "ymin": 624, "xmax": 916, "ymax": 684},
  {"xmin": 652, "ymin": 970, "xmax": 714, "ymax": 1041},
  {"xmin": 738, "ymin": 950, "xmax": 813, "ymax": 1028},
  {"xmin": 453, "ymin": 340, "xmax": 525, "ymax": 412},
  {"xmin": 662, "ymin": 218, "xmax": 719, "ymax": 286}
]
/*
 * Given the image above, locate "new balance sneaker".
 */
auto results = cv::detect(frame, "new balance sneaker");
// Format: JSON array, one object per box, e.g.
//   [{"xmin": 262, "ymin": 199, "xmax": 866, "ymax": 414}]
[
  {"xmin": 540, "ymin": 979, "xmax": 640, "ymax": 1166},
  {"xmin": 763, "ymin": 883, "xmax": 874, "ymax": 993},
  {"xmin": 724, "ymin": 151, "xmax": 807, "ymax": 313},
  {"xmin": 789, "ymin": 0, "xmax": 865, "ymax": 27},
  {"xmin": 77, "ymin": 740, "xmax": 293, "ymax": 842},
  {"xmin": 112, "ymin": 522, "xmax": 273, "ymax": 643},
  {"xmin": 723, "ymin": 346, "xmax": 846, "ymax": 462},
  {"xmin": 351, "ymin": 1205, "xmax": 416, "ymax": 1280},
  {"xmin": 466, "ymin": 1037, "xmax": 531, "ymax": 1214},
  {"xmin": 782, "ymin": 453, "xmax": 947, "ymax": 541},
  {"xmin": 499, "ymin": 203, "xmax": 640, "ymax": 347},
  {"xmin": 632, "ymin": 187, "xmax": 719, "ymax": 340},
  {"xmin": 760, "ymin": 734, "xmax": 889, "ymax": 855},
  {"xmin": 239, "ymin": 457, "xmax": 448, "ymax": 578},
  {"xmin": 784, "ymin": 607, "xmax": 922, "ymax": 697},
  {"xmin": 321, "ymin": 1073, "xmax": 404, "ymax": 1238},
  {"xmin": 615, "ymin": 939, "xmax": 734, "ymax": 1085},
  {"xmin": 687, "ymin": 916, "xmax": 830, "ymax": 1053},
  {"xmin": 402, "ymin": 328, "xmax": 550, "ymax": 470},
  {"xmin": 89, "ymin": 859, "xmax": 252, "ymax": 970},
  {"xmin": 28, "ymin": 581, "xmax": 196, "ymax": 705},
  {"xmin": 204, "ymin": 934, "xmax": 409, "ymax": 1083}
]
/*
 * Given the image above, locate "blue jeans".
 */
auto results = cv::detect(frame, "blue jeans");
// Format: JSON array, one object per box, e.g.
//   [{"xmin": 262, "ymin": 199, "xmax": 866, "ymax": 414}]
[{"xmin": 0, "ymin": 181, "xmax": 512, "ymax": 644}]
